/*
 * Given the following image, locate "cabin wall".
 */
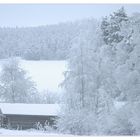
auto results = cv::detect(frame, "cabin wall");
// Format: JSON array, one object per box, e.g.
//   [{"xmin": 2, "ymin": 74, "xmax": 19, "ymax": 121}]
[
  {"xmin": 5, "ymin": 115, "xmax": 57, "ymax": 129},
  {"xmin": 0, "ymin": 116, "xmax": 3, "ymax": 127},
  {"xmin": 0, "ymin": 114, "xmax": 6, "ymax": 128},
  {"xmin": 0, "ymin": 109, "xmax": 4, "ymax": 127}
]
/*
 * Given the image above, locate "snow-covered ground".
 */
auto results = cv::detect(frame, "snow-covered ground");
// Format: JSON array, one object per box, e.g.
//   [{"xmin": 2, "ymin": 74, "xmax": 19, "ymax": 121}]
[
  {"xmin": 0, "ymin": 128, "xmax": 69, "ymax": 136},
  {"xmin": 0, "ymin": 59, "xmax": 67, "ymax": 93}
]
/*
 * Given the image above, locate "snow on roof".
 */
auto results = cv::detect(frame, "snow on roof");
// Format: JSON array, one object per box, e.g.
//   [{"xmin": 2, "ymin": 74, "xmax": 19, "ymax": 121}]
[{"xmin": 0, "ymin": 103, "xmax": 61, "ymax": 116}]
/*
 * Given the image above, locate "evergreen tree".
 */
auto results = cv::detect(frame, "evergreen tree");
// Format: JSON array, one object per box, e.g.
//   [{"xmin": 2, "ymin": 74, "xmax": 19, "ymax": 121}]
[{"xmin": 101, "ymin": 7, "xmax": 128, "ymax": 45}]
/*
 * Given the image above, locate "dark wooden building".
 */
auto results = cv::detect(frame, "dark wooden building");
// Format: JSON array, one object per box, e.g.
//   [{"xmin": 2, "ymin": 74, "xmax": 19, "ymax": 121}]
[{"xmin": 0, "ymin": 103, "xmax": 60, "ymax": 130}]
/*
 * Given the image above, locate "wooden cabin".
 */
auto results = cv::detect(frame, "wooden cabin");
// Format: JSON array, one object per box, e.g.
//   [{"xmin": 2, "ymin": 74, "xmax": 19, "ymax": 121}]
[
  {"xmin": 0, "ymin": 109, "xmax": 5, "ymax": 127},
  {"xmin": 0, "ymin": 103, "xmax": 60, "ymax": 130}
]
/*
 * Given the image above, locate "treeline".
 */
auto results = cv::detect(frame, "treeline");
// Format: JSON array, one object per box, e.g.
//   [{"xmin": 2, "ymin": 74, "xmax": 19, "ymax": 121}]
[
  {"xmin": 57, "ymin": 8, "xmax": 140, "ymax": 135},
  {"xmin": 0, "ymin": 19, "xmax": 96, "ymax": 60}
]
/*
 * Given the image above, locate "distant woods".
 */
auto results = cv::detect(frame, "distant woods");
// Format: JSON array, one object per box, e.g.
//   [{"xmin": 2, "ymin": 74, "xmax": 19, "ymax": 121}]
[{"xmin": 0, "ymin": 19, "xmax": 96, "ymax": 60}]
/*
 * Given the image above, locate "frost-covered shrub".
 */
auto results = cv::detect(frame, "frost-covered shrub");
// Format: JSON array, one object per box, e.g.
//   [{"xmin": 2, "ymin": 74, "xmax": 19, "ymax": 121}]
[
  {"xmin": 34, "ymin": 121, "xmax": 55, "ymax": 132},
  {"xmin": 130, "ymin": 102, "xmax": 140, "ymax": 135},
  {"xmin": 34, "ymin": 122, "xmax": 44, "ymax": 131},
  {"xmin": 44, "ymin": 120, "xmax": 55, "ymax": 132},
  {"xmin": 109, "ymin": 105, "xmax": 135, "ymax": 135},
  {"xmin": 57, "ymin": 109, "xmax": 98, "ymax": 135},
  {"xmin": 44, "ymin": 125, "xmax": 54, "ymax": 132}
]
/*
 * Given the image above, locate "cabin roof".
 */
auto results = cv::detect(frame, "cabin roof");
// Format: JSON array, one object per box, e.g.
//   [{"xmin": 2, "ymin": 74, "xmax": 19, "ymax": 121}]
[{"xmin": 0, "ymin": 103, "xmax": 60, "ymax": 116}]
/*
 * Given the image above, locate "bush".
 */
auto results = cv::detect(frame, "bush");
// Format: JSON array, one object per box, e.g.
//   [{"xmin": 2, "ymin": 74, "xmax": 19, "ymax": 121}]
[
  {"xmin": 34, "ymin": 121, "xmax": 55, "ymax": 133},
  {"xmin": 57, "ymin": 109, "xmax": 98, "ymax": 135},
  {"xmin": 130, "ymin": 102, "xmax": 140, "ymax": 135},
  {"xmin": 109, "ymin": 105, "xmax": 135, "ymax": 135}
]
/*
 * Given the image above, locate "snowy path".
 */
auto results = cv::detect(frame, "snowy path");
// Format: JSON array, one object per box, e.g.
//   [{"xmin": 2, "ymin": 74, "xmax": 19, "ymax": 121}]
[{"xmin": 0, "ymin": 128, "xmax": 69, "ymax": 136}]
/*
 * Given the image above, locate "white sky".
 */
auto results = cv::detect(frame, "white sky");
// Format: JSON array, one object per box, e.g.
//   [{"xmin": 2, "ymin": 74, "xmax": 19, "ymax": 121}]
[{"xmin": 0, "ymin": 4, "xmax": 140, "ymax": 27}]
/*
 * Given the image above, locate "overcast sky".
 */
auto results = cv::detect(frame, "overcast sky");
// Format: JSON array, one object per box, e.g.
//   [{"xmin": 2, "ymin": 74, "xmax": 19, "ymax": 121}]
[{"xmin": 0, "ymin": 4, "xmax": 140, "ymax": 27}]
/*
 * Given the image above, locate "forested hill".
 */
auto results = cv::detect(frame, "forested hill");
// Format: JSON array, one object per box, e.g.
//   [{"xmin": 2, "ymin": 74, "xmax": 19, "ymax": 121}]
[{"xmin": 0, "ymin": 18, "xmax": 97, "ymax": 60}]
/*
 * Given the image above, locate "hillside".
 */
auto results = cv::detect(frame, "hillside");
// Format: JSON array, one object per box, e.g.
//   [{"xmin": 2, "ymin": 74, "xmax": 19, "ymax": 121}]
[{"xmin": 0, "ymin": 59, "xmax": 67, "ymax": 93}]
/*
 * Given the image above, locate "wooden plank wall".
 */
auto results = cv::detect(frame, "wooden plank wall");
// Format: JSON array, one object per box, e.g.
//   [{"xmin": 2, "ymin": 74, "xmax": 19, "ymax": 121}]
[{"xmin": 5, "ymin": 115, "xmax": 57, "ymax": 129}]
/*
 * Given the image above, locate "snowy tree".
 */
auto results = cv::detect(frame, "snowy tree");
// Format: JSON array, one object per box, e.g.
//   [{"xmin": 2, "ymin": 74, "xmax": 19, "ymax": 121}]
[
  {"xmin": 38, "ymin": 91, "xmax": 60, "ymax": 104},
  {"xmin": 57, "ymin": 20, "xmax": 114, "ymax": 135},
  {"xmin": 101, "ymin": 16, "xmax": 110, "ymax": 45},
  {"xmin": 112, "ymin": 15, "xmax": 140, "ymax": 102},
  {"xmin": 130, "ymin": 102, "xmax": 140, "ymax": 135},
  {"xmin": 101, "ymin": 12, "xmax": 140, "ymax": 135},
  {"xmin": 101, "ymin": 7, "xmax": 128, "ymax": 45},
  {"xmin": 109, "ymin": 104, "xmax": 135, "ymax": 135},
  {"xmin": 119, "ymin": 15, "xmax": 140, "ymax": 135},
  {"xmin": 100, "ymin": 8, "xmax": 133, "ymax": 101},
  {"xmin": 0, "ymin": 57, "xmax": 37, "ymax": 103},
  {"xmin": 99, "ymin": 8, "xmax": 129, "ymax": 101}
]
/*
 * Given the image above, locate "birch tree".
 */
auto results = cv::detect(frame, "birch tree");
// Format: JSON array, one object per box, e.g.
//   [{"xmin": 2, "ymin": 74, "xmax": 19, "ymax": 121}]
[{"xmin": 0, "ymin": 57, "xmax": 37, "ymax": 103}]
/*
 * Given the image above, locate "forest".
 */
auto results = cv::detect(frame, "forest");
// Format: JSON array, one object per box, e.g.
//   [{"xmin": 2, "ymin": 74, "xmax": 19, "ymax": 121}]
[{"xmin": 1, "ymin": 7, "xmax": 140, "ymax": 135}]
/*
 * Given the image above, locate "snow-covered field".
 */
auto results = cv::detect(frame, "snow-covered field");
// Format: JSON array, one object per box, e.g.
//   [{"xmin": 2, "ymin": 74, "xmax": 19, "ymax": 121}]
[
  {"xmin": 0, "ymin": 128, "xmax": 69, "ymax": 136},
  {"xmin": 0, "ymin": 59, "xmax": 67, "ymax": 93}
]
